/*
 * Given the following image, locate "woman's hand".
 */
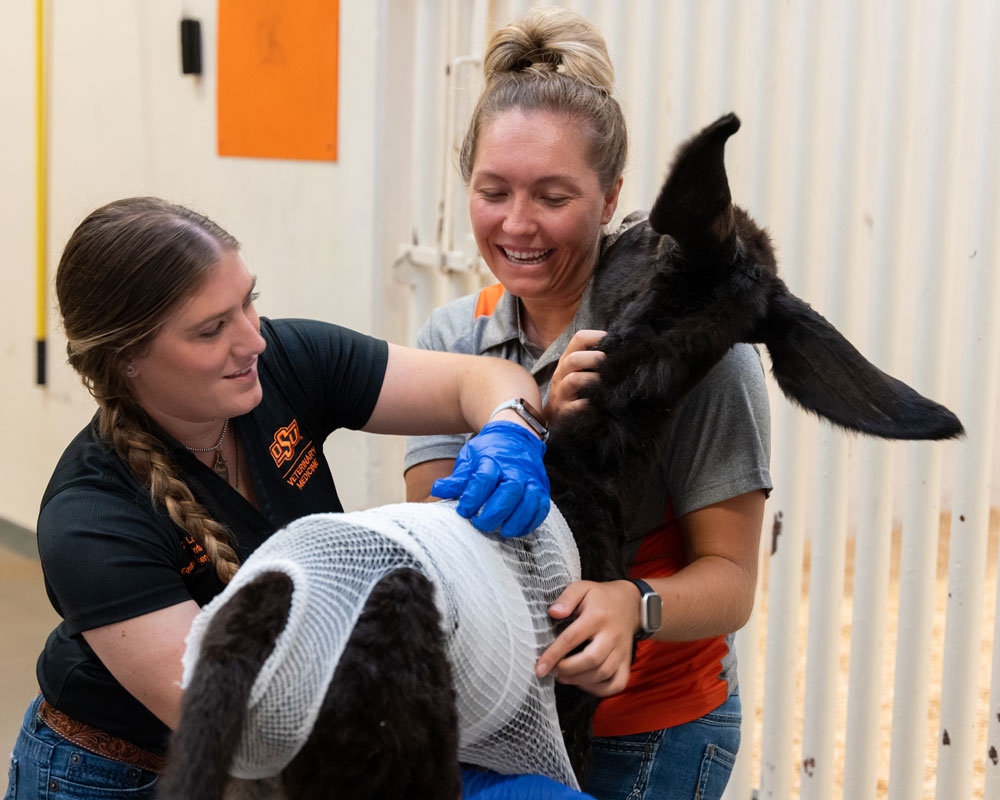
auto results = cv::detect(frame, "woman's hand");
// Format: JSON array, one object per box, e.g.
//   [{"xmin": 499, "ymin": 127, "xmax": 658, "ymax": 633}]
[
  {"xmin": 542, "ymin": 330, "xmax": 606, "ymax": 422},
  {"xmin": 431, "ymin": 421, "xmax": 550, "ymax": 538},
  {"xmin": 534, "ymin": 579, "xmax": 640, "ymax": 697}
]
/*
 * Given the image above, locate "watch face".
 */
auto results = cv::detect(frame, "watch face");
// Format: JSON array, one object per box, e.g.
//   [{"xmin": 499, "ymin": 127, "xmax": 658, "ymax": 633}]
[
  {"xmin": 514, "ymin": 398, "xmax": 550, "ymax": 442},
  {"xmin": 518, "ymin": 398, "xmax": 548, "ymax": 426},
  {"xmin": 643, "ymin": 594, "xmax": 663, "ymax": 633}
]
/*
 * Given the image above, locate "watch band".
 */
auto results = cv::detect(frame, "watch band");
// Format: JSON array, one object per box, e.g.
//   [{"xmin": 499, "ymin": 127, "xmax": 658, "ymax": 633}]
[
  {"xmin": 488, "ymin": 397, "xmax": 550, "ymax": 442},
  {"xmin": 627, "ymin": 578, "xmax": 662, "ymax": 640}
]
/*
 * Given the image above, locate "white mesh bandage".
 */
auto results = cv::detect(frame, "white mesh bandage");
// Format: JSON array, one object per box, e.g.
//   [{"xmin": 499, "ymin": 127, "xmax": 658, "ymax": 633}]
[{"xmin": 181, "ymin": 501, "xmax": 581, "ymax": 788}]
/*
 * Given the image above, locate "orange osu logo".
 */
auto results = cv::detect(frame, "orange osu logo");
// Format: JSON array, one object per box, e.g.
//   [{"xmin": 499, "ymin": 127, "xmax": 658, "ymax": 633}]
[{"xmin": 269, "ymin": 420, "xmax": 301, "ymax": 467}]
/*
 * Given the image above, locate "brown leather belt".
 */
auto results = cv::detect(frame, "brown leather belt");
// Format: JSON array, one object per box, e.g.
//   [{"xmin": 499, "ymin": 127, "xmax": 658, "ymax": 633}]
[{"xmin": 37, "ymin": 699, "xmax": 167, "ymax": 773}]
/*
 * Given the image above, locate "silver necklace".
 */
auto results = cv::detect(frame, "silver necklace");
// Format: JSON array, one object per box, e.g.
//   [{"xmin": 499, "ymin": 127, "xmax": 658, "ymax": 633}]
[{"xmin": 185, "ymin": 419, "xmax": 231, "ymax": 482}]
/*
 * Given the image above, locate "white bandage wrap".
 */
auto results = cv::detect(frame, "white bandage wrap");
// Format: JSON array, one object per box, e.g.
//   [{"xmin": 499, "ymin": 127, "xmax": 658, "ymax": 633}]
[{"xmin": 181, "ymin": 501, "xmax": 581, "ymax": 789}]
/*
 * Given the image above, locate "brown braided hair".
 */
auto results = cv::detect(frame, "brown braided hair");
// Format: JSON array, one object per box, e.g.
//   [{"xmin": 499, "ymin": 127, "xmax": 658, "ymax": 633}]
[
  {"xmin": 56, "ymin": 197, "xmax": 242, "ymax": 583},
  {"xmin": 460, "ymin": 6, "xmax": 627, "ymax": 192}
]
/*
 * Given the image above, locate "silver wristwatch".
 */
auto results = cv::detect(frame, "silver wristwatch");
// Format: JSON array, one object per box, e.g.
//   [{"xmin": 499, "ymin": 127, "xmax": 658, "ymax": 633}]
[
  {"xmin": 488, "ymin": 397, "xmax": 550, "ymax": 442},
  {"xmin": 627, "ymin": 578, "xmax": 662, "ymax": 640}
]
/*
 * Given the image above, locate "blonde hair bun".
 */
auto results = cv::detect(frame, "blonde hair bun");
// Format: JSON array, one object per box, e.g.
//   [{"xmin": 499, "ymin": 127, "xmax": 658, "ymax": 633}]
[{"xmin": 484, "ymin": 6, "xmax": 615, "ymax": 94}]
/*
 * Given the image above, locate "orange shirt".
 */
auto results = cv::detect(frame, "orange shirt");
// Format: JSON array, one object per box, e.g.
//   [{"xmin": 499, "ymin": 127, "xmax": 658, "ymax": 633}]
[{"xmin": 591, "ymin": 506, "xmax": 730, "ymax": 736}]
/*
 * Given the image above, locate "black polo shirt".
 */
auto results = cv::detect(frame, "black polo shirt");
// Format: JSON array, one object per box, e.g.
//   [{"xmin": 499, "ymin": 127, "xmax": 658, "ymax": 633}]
[{"xmin": 35, "ymin": 317, "xmax": 388, "ymax": 753}]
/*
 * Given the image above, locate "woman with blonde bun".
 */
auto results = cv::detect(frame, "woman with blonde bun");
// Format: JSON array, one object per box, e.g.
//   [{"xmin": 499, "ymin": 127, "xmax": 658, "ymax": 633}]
[
  {"xmin": 405, "ymin": 8, "xmax": 771, "ymax": 799},
  {"xmin": 5, "ymin": 197, "xmax": 550, "ymax": 799}
]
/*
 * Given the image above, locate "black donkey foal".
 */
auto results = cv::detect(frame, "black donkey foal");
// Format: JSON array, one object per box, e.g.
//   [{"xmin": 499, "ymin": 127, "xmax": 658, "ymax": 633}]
[{"xmin": 157, "ymin": 113, "xmax": 962, "ymax": 800}]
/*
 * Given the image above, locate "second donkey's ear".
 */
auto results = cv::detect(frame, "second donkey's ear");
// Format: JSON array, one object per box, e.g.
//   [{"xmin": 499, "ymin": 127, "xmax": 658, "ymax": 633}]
[
  {"xmin": 761, "ymin": 292, "xmax": 963, "ymax": 441},
  {"xmin": 649, "ymin": 113, "xmax": 741, "ymax": 264}
]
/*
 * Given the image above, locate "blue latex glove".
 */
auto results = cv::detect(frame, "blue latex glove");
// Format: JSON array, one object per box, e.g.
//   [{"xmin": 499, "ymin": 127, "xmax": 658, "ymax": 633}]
[
  {"xmin": 432, "ymin": 420, "xmax": 550, "ymax": 538},
  {"xmin": 460, "ymin": 768, "xmax": 596, "ymax": 799}
]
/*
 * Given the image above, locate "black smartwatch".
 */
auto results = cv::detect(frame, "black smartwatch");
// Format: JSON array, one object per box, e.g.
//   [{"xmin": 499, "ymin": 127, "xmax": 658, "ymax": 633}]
[{"xmin": 627, "ymin": 578, "xmax": 662, "ymax": 640}]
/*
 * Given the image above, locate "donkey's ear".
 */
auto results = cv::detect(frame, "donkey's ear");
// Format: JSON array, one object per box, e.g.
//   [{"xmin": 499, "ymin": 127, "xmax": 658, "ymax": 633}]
[
  {"xmin": 159, "ymin": 572, "xmax": 294, "ymax": 800},
  {"xmin": 762, "ymin": 292, "xmax": 963, "ymax": 441},
  {"xmin": 649, "ymin": 113, "xmax": 741, "ymax": 262}
]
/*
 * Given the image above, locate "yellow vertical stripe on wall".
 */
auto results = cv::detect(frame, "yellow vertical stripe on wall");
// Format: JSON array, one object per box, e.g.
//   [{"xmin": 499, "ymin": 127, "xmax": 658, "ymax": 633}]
[{"xmin": 35, "ymin": 0, "xmax": 47, "ymax": 383}]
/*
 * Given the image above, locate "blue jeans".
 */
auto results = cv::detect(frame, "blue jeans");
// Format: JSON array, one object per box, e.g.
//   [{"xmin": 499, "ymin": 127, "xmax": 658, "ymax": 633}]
[
  {"xmin": 4, "ymin": 695, "xmax": 159, "ymax": 800},
  {"xmin": 581, "ymin": 691, "xmax": 741, "ymax": 800}
]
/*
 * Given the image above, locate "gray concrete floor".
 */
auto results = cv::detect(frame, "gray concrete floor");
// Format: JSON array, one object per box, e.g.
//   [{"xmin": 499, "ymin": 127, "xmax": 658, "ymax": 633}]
[{"xmin": 0, "ymin": 522, "xmax": 60, "ymax": 761}]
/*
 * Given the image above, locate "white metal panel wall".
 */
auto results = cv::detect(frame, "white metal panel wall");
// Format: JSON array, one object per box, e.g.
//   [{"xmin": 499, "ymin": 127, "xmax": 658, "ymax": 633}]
[
  {"xmin": 390, "ymin": 1, "xmax": 999, "ymax": 797},
  {"xmin": 940, "ymin": 4, "xmax": 1000, "ymax": 795},
  {"xmin": 842, "ymin": 1, "xmax": 915, "ymax": 796}
]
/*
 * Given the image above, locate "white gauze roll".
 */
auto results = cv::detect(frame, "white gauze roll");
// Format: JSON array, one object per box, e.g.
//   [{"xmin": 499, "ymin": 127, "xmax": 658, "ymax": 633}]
[{"xmin": 181, "ymin": 500, "xmax": 581, "ymax": 789}]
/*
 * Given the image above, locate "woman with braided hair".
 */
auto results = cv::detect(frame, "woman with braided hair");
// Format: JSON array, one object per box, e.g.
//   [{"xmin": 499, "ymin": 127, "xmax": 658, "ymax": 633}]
[
  {"xmin": 5, "ymin": 196, "xmax": 551, "ymax": 799},
  {"xmin": 405, "ymin": 7, "xmax": 771, "ymax": 799}
]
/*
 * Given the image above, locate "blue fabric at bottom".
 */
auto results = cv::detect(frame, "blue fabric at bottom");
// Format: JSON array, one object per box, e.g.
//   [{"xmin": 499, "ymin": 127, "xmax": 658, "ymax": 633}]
[
  {"xmin": 462, "ymin": 767, "xmax": 596, "ymax": 799},
  {"xmin": 3, "ymin": 694, "xmax": 159, "ymax": 800},
  {"xmin": 582, "ymin": 691, "xmax": 742, "ymax": 800}
]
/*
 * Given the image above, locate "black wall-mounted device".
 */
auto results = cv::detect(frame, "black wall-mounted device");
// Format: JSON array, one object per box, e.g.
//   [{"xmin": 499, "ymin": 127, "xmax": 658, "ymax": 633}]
[{"xmin": 180, "ymin": 18, "xmax": 202, "ymax": 75}]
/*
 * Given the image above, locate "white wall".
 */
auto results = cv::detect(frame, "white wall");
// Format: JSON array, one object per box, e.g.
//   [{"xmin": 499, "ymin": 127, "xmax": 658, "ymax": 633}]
[
  {"xmin": 0, "ymin": 0, "xmax": 418, "ymax": 532},
  {"xmin": 2, "ymin": 0, "xmax": 997, "ymax": 538}
]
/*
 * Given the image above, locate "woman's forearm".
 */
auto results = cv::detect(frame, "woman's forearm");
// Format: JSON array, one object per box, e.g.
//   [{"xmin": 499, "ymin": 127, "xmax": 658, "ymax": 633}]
[
  {"xmin": 644, "ymin": 554, "xmax": 758, "ymax": 641},
  {"xmin": 642, "ymin": 490, "xmax": 765, "ymax": 641},
  {"xmin": 454, "ymin": 354, "xmax": 543, "ymax": 433},
  {"xmin": 365, "ymin": 344, "xmax": 542, "ymax": 437}
]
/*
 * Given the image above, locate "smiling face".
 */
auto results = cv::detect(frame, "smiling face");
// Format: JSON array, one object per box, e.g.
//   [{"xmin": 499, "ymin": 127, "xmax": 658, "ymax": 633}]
[
  {"xmin": 469, "ymin": 109, "xmax": 622, "ymax": 306},
  {"xmin": 128, "ymin": 249, "xmax": 267, "ymax": 445}
]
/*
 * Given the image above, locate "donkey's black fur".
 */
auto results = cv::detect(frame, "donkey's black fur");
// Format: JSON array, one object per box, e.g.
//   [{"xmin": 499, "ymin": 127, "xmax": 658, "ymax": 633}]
[
  {"xmin": 284, "ymin": 569, "xmax": 459, "ymax": 799},
  {"xmin": 158, "ymin": 114, "xmax": 962, "ymax": 799},
  {"xmin": 546, "ymin": 113, "xmax": 962, "ymax": 588},
  {"xmin": 158, "ymin": 569, "xmax": 459, "ymax": 799}
]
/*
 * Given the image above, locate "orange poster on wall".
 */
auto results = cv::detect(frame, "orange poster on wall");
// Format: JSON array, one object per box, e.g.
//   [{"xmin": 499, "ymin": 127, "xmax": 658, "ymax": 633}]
[{"xmin": 217, "ymin": 0, "xmax": 339, "ymax": 161}]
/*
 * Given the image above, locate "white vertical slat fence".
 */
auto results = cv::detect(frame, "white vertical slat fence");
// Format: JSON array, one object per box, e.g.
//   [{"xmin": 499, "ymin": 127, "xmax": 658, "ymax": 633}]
[
  {"xmin": 760, "ymin": 0, "xmax": 822, "ymax": 794},
  {"xmin": 841, "ymin": 1, "xmax": 914, "ymax": 795},
  {"xmin": 799, "ymin": 0, "xmax": 863, "ymax": 794},
  {"xmin": 888, "ymin": 1, "xmax": 965, "ymax": 796},
  {"xmin": 389, "ymin": 2, "xmax": 999, "ymax": 797},
  {"xmin": 944, "ymin": 3, "xmax": 1000, "ymax": 798}
]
